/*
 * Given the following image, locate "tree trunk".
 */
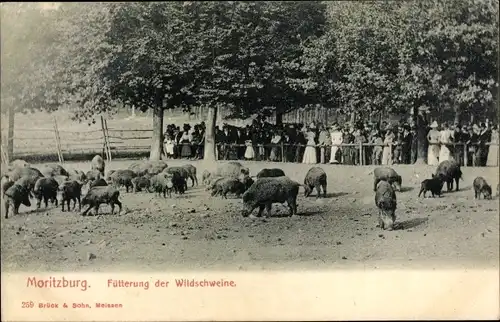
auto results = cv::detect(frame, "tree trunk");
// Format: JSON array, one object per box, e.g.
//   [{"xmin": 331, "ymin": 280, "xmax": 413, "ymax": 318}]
[
  {"xmin": 203, "ymin": 105, "xmax": 217, "ymax": 162},
  {"xmin": 414, "ymin": 107, "xmax": 428, "ymax": 165},
  {"xmin": 454, "ymin": 107, "xmax": 461, "ymax": 125},
  {"xmin": 131, "ymin": 105, "xmax": 136, "ymax": 118},
  {"xmin": 275, "ymin": 112, "xmax": 283, "ymax": 126},
  {"xmin": 6, "ymin": 104, "xmax": 14, "ymax": 162},
  {"xmin": 350, "ymin": 111, "xmax": 356, "ymax": 125},
  {"xmin": 149, "ymin": 106, "xmax": 164, "ymax": 161}
]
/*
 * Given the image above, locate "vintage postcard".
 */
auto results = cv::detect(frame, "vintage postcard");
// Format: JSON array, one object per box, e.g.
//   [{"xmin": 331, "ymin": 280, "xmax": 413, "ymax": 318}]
[{"xmin": 1, "ymin": 1, "xmax": 499, "ymax": 321}]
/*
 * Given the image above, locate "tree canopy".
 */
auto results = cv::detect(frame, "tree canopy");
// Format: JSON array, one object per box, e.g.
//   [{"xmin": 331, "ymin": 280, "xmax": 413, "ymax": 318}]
[{"xmin": 1, "ymin": 0, "xmax": 498, "ymax": 160}]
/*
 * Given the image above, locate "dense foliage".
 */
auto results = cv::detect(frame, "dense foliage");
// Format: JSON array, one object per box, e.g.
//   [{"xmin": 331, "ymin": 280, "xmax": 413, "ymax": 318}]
[{"xmin": 1, "ymin": 0, "xmax": 498, "ymax": 159}]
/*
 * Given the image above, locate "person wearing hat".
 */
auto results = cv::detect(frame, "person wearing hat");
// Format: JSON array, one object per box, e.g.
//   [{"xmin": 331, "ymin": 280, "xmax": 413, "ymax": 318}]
[
  {"xmin": 438, "ymin": 122, "xmax": 453, "ymax": 162},
  {"xmin": 302, "ymin": 125, "xmax": 317, "ymax": 164},
  {"xmin": 371, "ymin": 131, "xmax": 384, "ymax": 165},
  {"xmin": 381, "ymin": 124, "xmax": 395, "ymax": 165},
  {"xmin": 318, "ymin": 125, "xmax": 331, "ymax": 164},
  {"xmin": 392, "ymin": 126, "xmax": 404, "ymax": 164},
  {"xmin": 329, "ymin": 123, "xmax": 343, "ymax": 164},
  {"xmin": 465, "ymin": 124, "xmax": 477, "ymax": 166},
  {"xmin": 427, "ymin": 121, "xmax": 440, "ymax": 165},
  {"xmin": 401, "ymin": 124, "xmax": 412, "ymax": 164},
  {"xmin": 477, "ymin": 122, "xmax": 491, "ymax": 166},
  {"xmin": 452, "ymin": 123, "xmax": 464, "ymax": 165}
]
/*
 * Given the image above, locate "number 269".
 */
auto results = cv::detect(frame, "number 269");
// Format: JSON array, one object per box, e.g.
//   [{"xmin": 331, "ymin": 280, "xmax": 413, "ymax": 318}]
[{"xmin": 22, "ymin": 301, "xmax": 34, "ymax": 308}]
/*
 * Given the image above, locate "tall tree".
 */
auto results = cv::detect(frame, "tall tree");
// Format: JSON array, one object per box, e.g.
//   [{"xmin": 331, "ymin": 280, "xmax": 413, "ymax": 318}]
[
  {"xmin": 302, "ymin": 0, "xmax": 498, "ymax": 164},
  {"xmin": 1, "ymin": 3, "xmax": 61, "ymax": 160}
]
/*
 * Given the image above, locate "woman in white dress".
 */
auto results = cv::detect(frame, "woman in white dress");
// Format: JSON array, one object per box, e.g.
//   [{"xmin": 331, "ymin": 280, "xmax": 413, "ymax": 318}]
[
  {"xmin": 438, "ymin": 122, "xmax": 453, "ymax": 162},
  {"xmin": 329, "ymin": 125, "xmax": 343, "ymax": 164},
  {"xmin": 163, "ymin": 135, "xmax": 175, "ymax": 159},
  {"xmin": 381, "ymin": 126, "xmax": 395, "ymax": 165},
  {"xmin": 244, "ymin": 139, "xmax": 255, "ymax": 160},
  {"xmin": 302, "ymin": 128, "xmax": 317, "ymax": 164},
  {"xmin": 486, "ymin": 125, "xmax": 498, "ymax": 166},
  {"xmin": 427, "ymin": 121, "xmax": 440, "ymax": 165}
]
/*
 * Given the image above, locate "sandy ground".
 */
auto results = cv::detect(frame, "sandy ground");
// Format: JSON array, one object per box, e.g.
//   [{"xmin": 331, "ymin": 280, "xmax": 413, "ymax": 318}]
[{"xmin": 1, "ymin": 160, "xmax": 498, "ymax": 272}]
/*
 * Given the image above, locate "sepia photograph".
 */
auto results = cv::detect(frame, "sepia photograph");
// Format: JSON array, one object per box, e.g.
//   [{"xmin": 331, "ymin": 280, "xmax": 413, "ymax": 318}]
[{"xmin": 1, "ymin": 1, "xmax": 499, "ymax": 320}]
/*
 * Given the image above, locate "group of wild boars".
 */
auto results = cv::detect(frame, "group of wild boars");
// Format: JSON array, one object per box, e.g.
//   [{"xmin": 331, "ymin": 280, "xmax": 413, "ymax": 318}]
[
  {"xmin": 86, "ymin": 170, "xmax": 102, "ymax": 182},
  {"xmin": 182, "ymin": 164, "xmax": 198, "ymax": 186},
  {"xmin": 204, "ymin": 162, "xmax": 249, "ymax": 189},
  {"xmin": 91, "ymin": 155, "xmax": 106, "ymax": 177},
  {"xmin": 128, "ymin": 160, "xmax": 169, "ymax": 176},
  {"xmin": 256, "ymin": 168, "xmax": 286, "ymax": 178},
  {"xmin": 242, "ymin": 176, "xmax": 300, "ymax": 218},
  {"xmin": 80, "ymin": 186, "xmax": 122, "ymax": 216},
  {"xmin": 67, "ymin": 169, "xmax": 87, "ymax": 182},
  {"xmin": 371, "ymin": 167, "xmax": 400, "ymax": 230},
  {"xmin": 374, "ymin": 181, "xmax": 397, "ymax": 231},
  {"xmin": 1, "ymin": 176, "xmax": 15, "ymax": 197},
  {"xmin": 202, "ymin": 170, "xmax": 212, "ymax": 185},
  {"xmin": 473, "ymin": 176, "xmax": 492, "ymax": 200},
  {"xmin": 4, "ymin": 167, "xmax": 44, "ymax": 192},
  {"xmin": 163, "ymin": 167, "xmax": 190, "ymax": 191},
  {"xmin": 435, "ymin": 160, "xmax": 462, "ymax": 192},
  {"xmin": 373, "ymin": 167, "xmax": 402, "ymax": 192},
  {"xmin": 10, "ymin": 159, "xmax": 30, "ymax": 169},
  {"xmin": 60, "ymin": 180, "xmax": 83, "ymax": 212},
  {"xmin": 40, "ymin": 164, "xmax": 70, "ymax": 178},
  {"xmin": 150, "ymin": 172, "xmax": 183, "ymax": 198},
  {"xmin": 33, "ymin": 177, "xmax": 59, "ymax": 208},
  {"xmin": 3, "ymin": 181, "xmax": 32, "ymax": 218},
  {"xmin": 211, "ymin": 177, "xmax": 254, "ymax": 199},
  {"xmin": 131, "ymin": 174, "xmax": 153, "ymax": 193},
  {"xmin": 106, "ymin": 169, "xmax": 137, "ymax": 192},
  {"xmin": 418, "ymin": 174, "xmax": 444, "ymax": 198},
  {"xmin": 417, "ymin": 160, "xmax": 465, "ymax": 198},
  {"xmin": 88, "ymin": 177, "xmax": 108, "ymax": 189},
  {"xmin": 213, "ymin": 161, "xmax": 250, "ymax": 178},
  {"xmin": 2, "ymin": 162, "xmax": 40, "ymax": 218},
  {"xmin": 1, "ymin": 159, "xmax": 31, "ymax": 177},
  {"xmin": 303, "ymin": 167, "xmax": 327, "ymax": 198}
]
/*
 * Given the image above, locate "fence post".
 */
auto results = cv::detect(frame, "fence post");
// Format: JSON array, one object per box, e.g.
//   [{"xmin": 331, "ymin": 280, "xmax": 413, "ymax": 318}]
[
  {"xmin": 359, "ymin": 141, "xmax": 363, "ymax": 165},
  {"xmin": 389, "ymin": 142, "xmax": 393, "ymax": 165},
  {"xmin": 1, "ymin": 142, "xmax": 9, "ymax": 166},
  {"xmin": 104, "ymin": 118, "xmax": 112, "ymax": 162},
  {"xmin": 463, "ymin": 143, "xmax": 467, "ymax": 167},
  {"xmin": 100, "ymin": 116, "xmax": 107, "ymax": 160},
  {"xmin": 52, "ymin": 116, "xmax": 64, "ymax": 164},
  {"xmin": 281, "ymin": 142, "xmax": 285, "ymax": 163},
  {"xmin": 100, "ymin": 116, "xmax": 111, "ymax": 163}
]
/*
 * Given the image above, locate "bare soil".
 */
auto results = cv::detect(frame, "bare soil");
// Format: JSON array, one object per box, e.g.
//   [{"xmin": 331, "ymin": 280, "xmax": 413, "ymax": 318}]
[{"xmin": 1, "ymin": 160, "xmax": 498, "ymax": 272}]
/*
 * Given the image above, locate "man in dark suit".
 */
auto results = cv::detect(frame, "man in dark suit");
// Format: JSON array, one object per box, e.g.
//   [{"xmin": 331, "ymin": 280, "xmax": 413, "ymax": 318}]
[
  {"xmin": 401, "ymin": 124, "xmax": 412, "ymax": 164},
  {"xmin": 477, "ymin": 122, "xmax": 491, "ymax": 166},
  {"xmin": 452, "ymin": 123, "xmax": 464, "ymax": 165}
]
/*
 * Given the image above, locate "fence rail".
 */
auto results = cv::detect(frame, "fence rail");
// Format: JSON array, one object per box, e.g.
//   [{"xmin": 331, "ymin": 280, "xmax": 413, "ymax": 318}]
[
  {"xmin": 211, "ymin": 142, "xmax": 498, "ymax": 167},
  {"xmin": 1, "ymin": 122, "xmax": 498, "ymax": 167}
]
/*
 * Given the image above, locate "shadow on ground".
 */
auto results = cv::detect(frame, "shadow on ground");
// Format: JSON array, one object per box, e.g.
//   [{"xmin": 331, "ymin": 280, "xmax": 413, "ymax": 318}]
[{"xmin": 396, "ymin": 217, "xmax": 429, "ymax": 230}]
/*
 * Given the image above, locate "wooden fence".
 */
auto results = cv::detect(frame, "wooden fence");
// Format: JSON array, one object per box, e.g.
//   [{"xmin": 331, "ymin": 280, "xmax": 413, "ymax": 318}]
[
  {"xmin": 213, "ymin": 142, "xmax": 499, "ymax": 167},
  {"xmin": 1, "ymin": 106, "xmax": 497, "ymax": 165},
  {"xmin": 1, "ymin": 116, "xmax": 154, "ymax": 163}
]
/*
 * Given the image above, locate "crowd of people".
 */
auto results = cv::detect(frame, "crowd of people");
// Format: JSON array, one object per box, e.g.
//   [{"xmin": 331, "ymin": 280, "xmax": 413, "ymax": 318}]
[{"xmin": 162, "ymin": 117, "xmax": 499, "ymax": 167}]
